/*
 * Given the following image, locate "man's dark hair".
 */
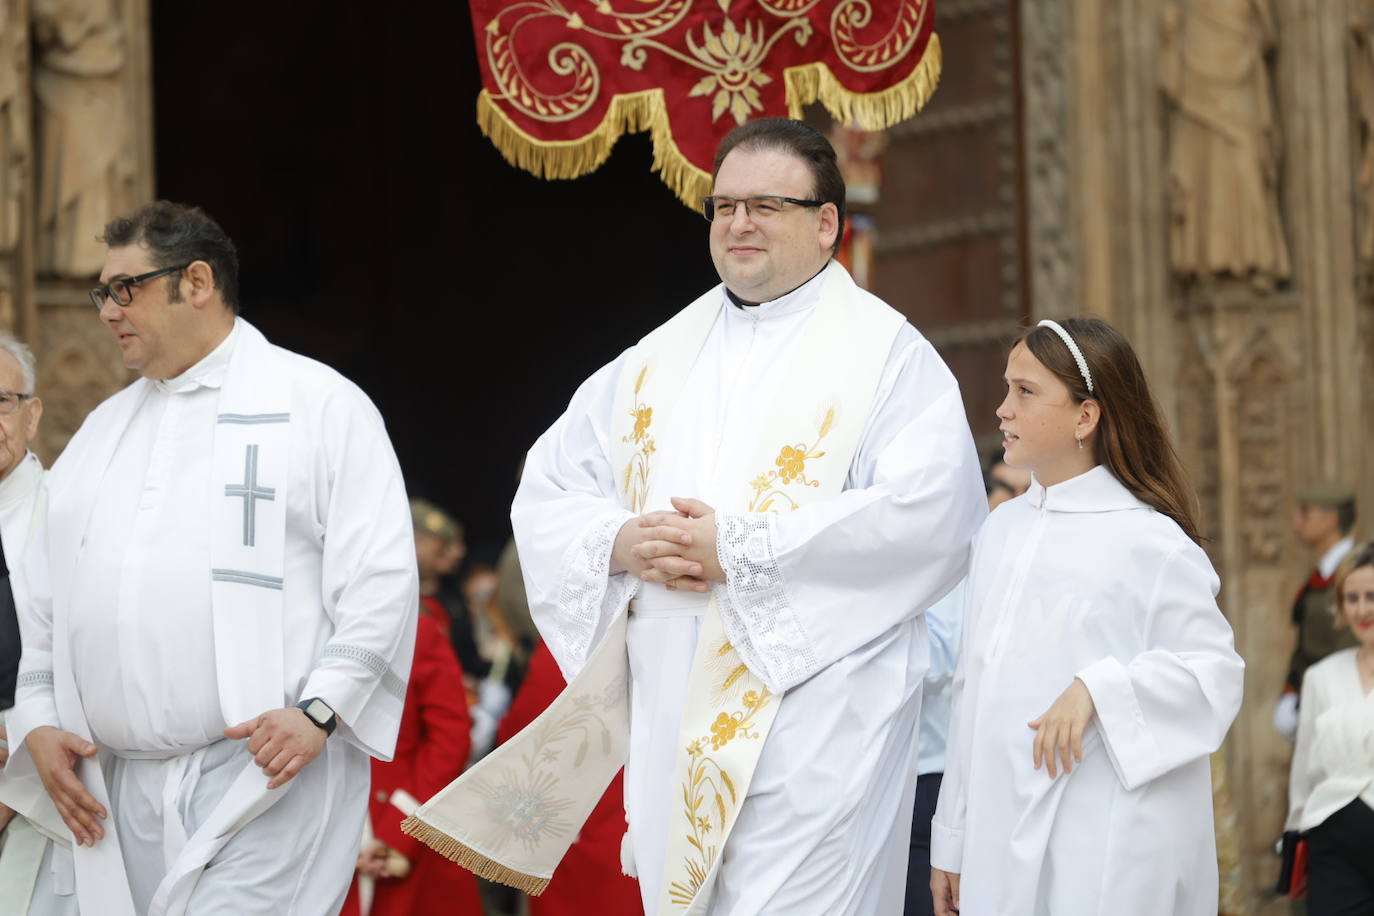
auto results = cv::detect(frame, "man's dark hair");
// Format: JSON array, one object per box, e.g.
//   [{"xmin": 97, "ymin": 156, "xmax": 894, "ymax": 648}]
[
  {"xmin": 1337, "ymin": 499, "xmax": 1357, "ymax": 535},
  {"xmin": 712, "ymin": 118, "xmax": 846, "ymax": 256},
  {"xmin": 99, "ymin": 201, "xmax": 240, "ymax": 312}
]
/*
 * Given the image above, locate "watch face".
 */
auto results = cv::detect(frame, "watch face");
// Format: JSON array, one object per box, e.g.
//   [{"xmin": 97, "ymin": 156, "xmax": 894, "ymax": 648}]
[{"xmin": 306, "ymin": 699, "xmax": 333, "ymax": 723}]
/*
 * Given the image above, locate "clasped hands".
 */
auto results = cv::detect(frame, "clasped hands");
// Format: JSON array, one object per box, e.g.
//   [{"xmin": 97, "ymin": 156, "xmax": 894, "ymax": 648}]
[{"xmin": 611, "ymin": 497, "xmax": 725, "ymax": 592}]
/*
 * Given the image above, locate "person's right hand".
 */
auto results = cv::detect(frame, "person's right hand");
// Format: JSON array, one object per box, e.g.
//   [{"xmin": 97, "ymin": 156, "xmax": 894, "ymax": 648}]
[
  {"xmin": 931, "ymin": 868, "xmax": 960, "ymax": 915},
  {"xmin": 0, "ymin": 801, "xmax": 15, "ymax": 834},
  {"xmin": 25, "ymin": 726, "xmax": 105, "ymax": 846},
  {"xmin": 610, "ymin": 516, "xmax": 706, "ymax": 590}
]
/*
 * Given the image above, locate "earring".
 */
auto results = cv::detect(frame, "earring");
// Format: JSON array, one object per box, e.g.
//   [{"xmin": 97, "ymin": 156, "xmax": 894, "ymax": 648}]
[{"xmin": 1076, "ymin": 437, "xmax": 1083, "ymax": 450}]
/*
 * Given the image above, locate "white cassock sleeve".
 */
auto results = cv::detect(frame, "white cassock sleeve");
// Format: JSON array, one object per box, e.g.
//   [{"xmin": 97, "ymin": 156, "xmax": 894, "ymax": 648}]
[
  {"xmin": 299, "ymin": 385, "xmax": 419, "ymax": 760},
  {"xmin": 512, "ymin": 351, "xmax": 641, "ymax": 681},
  {"xmin": 5, "ymin": 504, "xmax": 59, "ymax": 766},
  {"xmin": 713, "ymin": 328, "xmax": 987, "ymax": 693},
  {"xmin": 1074, "ymin": 540, "xmax": 1245, "ymax": 791}
]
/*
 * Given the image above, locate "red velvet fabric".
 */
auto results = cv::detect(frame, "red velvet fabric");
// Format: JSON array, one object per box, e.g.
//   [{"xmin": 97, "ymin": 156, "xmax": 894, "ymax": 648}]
[{"xmin": 467, "ymin": 0, "xmax": 938, "ymax": 197}]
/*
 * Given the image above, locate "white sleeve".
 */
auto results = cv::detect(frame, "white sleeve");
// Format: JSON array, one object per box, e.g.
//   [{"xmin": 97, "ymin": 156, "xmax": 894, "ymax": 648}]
[
  {"xmin": 300, "ymin": 384, "xmax": 419, "ymax": 760},
  {"xmin": 511, "ymin": 351, "xmax": 640, "ymax": 681},
  {"xmin": 714, "ymin": 328, "xmax": 987, "ymax": 692},
  {"xmin": 1076, "ymin": 540, "xmax": 1245, "ymax": 791},
  {"xmin": 5, "ymin": 489, "xmax": 59, "ymax": 768},
  {"xmin": 1285, "ymin": 666, "xmax": 1323, "ymax": 831}
]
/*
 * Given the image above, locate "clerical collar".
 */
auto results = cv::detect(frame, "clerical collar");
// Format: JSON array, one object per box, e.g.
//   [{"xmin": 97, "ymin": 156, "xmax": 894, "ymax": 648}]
[
  {"xmin": 154, "ymin": 319, "xmax": 241, "ymax": 394},
  {"xmin": 723, "ymin": 261, "xmax": 832, "ymax": 318}
]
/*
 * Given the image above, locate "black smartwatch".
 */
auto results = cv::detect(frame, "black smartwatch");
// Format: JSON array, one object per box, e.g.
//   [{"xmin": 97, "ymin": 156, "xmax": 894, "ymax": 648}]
[{"xmin": 296, "ymin": 697, "xmax": 337, "ymax": 736}]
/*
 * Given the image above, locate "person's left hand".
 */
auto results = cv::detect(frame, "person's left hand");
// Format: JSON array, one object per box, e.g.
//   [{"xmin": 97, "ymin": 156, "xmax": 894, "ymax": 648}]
[
  {"xmin": 0, "ymin": 801, "xmax": 15, "ymax": 834},
  {"xmin": 637, "ymin": 497, "xmax": 725, "ymax": 589},
  {"xmin": 224, "ymin": 708, "xmax": 327, "ymax": 790},
  {"xmin": 1028, "ymin": 678, "xmax": 1096, "ymax": 778},
  {"xmin": 357, "ymin": 839, "xmax": 391, "ymax": 878},
  {"xmin": 0, "ymin": 721, "xmax": 9, "ymax": 768}
]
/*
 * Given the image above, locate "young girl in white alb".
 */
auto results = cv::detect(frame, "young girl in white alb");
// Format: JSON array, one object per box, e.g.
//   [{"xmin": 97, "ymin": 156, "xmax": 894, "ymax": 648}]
[{"xmin": 929, "ymin": 317, "xmax": 1245, "ymax": 916}]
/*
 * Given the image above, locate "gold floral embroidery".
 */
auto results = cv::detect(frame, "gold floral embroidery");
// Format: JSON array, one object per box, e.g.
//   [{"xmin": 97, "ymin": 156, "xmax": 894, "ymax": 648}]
[
  {"xmin": 669, "ymin": 685, "xmax": 771, "ymax": 907},
  {"xmin": 621, "ymin": 363, "xmax": 656, "ymax": 513},
  {"xmin": 746, "ymin": 406, "xmax": 837, "ymax": 512}
]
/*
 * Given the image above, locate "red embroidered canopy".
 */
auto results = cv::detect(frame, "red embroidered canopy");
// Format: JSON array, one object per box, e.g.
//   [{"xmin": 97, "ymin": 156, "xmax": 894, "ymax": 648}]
[{"xmin": 468, "ymin": 0, "xmax": 940, "ymax": 207}]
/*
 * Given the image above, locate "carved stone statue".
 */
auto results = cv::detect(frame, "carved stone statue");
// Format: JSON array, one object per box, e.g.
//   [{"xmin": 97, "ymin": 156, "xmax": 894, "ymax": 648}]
[
  {"xmin": 32, "ymin": 0, "xmax": 136, "ymax": 278},
  {"xmin": 1160, "ymin": 0, "xmax": 1291, "ymax": 289}
]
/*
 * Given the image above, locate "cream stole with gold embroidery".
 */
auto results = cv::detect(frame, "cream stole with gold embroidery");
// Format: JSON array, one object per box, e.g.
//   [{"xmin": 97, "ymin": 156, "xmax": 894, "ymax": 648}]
[{"xmin": 404, "ymin": 264, "xmax": 901, "ymax": 911}]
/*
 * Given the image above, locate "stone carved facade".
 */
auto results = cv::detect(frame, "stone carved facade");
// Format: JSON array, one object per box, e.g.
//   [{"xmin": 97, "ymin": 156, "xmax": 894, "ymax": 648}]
[
  {"xmin": 1, "ymin": 0, "xmax": 149, "ymax": 464},
  {"xmin": 1161, "ymin": 0, "xmax": 1291, "ymax": 289},
  {"xmin": 1020, "ymin": 1, "xmax": 1370, "ymax": 912},
  {"xmin": 1019, "ymin": 0, "xmax": 1077, "ymax": 317},
  {"xmin": 1, "ymin": 2, "xmax": 1369, "ymax": 913}
]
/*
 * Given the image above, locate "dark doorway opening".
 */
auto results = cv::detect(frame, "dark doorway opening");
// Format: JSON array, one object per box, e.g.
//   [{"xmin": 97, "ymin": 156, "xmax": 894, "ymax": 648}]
[{"xmin": 151, "ymin": 1, "xmax": 716, "ymax": 560}]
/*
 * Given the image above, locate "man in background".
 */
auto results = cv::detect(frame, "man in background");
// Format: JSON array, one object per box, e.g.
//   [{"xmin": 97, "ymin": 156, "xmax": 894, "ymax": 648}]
[{"xmin": 0, "ymin": 333, "xmax": 76, "ymax": 915}]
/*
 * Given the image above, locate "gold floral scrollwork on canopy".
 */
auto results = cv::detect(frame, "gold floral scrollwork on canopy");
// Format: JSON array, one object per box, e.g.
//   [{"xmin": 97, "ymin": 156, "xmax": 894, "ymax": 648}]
[
  {"xmin": 831, "ymin": 0, "xmax": 928, "ymax": 72},
  {"xmin": 467, "ymin": 0, "xmax": 940, "ymax": 208}
]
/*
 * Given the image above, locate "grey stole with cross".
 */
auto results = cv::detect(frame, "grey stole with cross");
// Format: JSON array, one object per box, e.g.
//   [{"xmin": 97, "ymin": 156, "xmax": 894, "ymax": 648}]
[{"xmin": 208, "ymin": 320, "xmax": 292, "ymax": 727}]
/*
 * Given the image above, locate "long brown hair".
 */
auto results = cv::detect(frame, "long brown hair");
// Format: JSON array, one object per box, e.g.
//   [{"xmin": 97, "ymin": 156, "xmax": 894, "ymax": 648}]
[{"xmin": 1018, "ymin": 317, "xmax": 1203, "ymax": 543}]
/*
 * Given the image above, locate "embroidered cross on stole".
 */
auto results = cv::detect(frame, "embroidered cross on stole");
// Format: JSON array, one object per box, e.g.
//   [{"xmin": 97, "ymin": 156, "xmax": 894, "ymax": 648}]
[{"xmin": 403, "ymin": 264, "xmax": 901, "ymax": 911}]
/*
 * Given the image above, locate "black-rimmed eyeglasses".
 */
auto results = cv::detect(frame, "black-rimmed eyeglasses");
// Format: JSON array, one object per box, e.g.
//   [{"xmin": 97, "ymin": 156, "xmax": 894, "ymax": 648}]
[
  {"xmin": 89, "ymin": 264, "xmax": 191, "ymax": 310},
  {"xmin": 701, "ymin": 195, "xmax": 824, "ymax": 223}
]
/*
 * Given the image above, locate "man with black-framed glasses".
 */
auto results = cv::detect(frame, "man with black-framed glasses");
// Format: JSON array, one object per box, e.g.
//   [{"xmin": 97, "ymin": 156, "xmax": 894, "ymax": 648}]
[
  {"xmin": 5, "ymin": 201, "xmax": 418, "ymax": 916},
  {"xmin": 411, "ymin": 118, "xmax": 985, "ymax": 915}
]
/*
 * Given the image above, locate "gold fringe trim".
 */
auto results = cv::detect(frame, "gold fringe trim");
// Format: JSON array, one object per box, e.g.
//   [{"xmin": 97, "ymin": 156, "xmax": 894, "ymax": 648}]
[
  {"xmin": 784, "ymin": 32, "xmax": 943, "ymax": 129},
  {"xmin": 477, "ymin": 87, "xmax": 712, "ymax": 210},
  {"xmin": 475, "ymin": 32, "xmax": 942, "ymax": 210},
  {"xmin": 400, "ymin": 815, "xmax": 552, "ymax": 896}
]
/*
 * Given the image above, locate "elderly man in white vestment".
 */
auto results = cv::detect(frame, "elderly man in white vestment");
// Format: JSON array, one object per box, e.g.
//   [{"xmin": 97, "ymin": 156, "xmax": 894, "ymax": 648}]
[
  {"xmin": 0, "ymin": 334, "xmax": 78, "ymax": 916},
  {"xmin": 513, "ymin": 118, "xmax": 986, "ymax": 914},
  {"xmin": 2, "ymin": 201, "xmax": 418, "ymax": 916}
]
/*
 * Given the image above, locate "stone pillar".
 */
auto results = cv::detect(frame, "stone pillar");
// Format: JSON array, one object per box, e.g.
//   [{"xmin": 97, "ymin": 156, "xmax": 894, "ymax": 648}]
[
  {"xmin": 1021, "ymin": 0, "xmax": 1374, "ymax": 912},
  {"xmin": 0, "ymin": 0, "xmax": 35, "ymax": 340},
  {"xmin": 29, "ymin": 0, "xmax": 152, "ymax": 461}
]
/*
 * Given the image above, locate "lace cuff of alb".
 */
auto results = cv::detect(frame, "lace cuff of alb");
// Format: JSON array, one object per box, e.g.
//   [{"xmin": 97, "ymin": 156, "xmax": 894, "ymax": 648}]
[
  {"xmin": 556, "ymin": 510, "xmax": 640, "ymax": 668},
  {"xmin": 714, "ymin": 513, "xmax": 818, "ymax": 693}
]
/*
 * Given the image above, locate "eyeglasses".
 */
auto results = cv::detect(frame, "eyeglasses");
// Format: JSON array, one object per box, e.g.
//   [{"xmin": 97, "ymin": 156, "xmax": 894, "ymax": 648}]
[
  {"xmin": 0, "ymin": 391, "xmax": 34, "ymax": 416},
  {"xmin": 701, "ymin": 195, "xmax": 824, "ymax": 223},
  {"xmin": 89, "ymin": 264, "xmax": 190, "ymax": 310}
]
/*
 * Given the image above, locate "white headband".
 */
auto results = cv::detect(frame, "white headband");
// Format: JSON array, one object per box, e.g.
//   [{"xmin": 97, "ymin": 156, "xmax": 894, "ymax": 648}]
[{"xmin": 1037, "ymin": 319, "xmax": 1094, "ymax": 393}]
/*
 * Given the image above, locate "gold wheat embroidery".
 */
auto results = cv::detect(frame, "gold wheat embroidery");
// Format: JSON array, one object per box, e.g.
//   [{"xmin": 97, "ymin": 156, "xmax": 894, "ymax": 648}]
[
  {"xmin": 621, "ymin": 363, "xmax": 656, "ymax": 513},
  {"xmin": 668, "ymin": 686, "xmax": 772, "ymax": 907}
]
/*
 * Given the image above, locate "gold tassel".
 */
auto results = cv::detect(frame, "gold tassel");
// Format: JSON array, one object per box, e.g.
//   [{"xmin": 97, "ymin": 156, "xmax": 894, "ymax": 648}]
[
  {"xmin": 784, "ymin": 33, "xmax": 943, "ymax": 129},
  {"xmin": 474, "ymin": 33, "xmax": 942, "ymax": 211},
  {"xmin": 400, "ymin": 815, "xmax": 552, "ymax": 897},
  {"xmin": 476, "ymin": 88, "xmax": 711, "ymax": 211}
]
